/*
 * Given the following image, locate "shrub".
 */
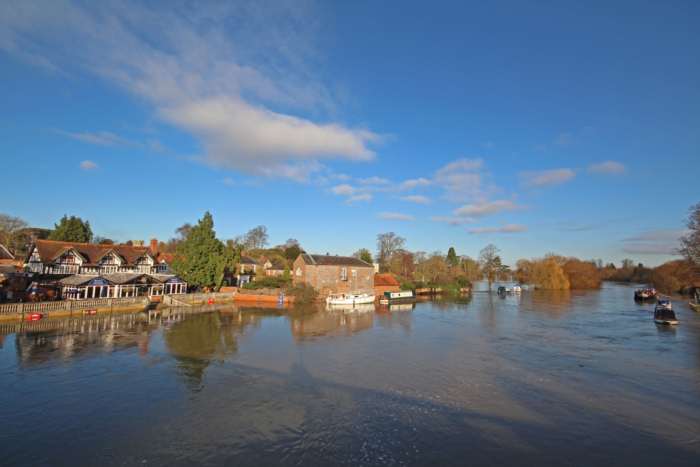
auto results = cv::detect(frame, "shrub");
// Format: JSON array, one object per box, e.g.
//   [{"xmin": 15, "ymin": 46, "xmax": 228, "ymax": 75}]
[
  {"xmin": 242, "ymin": 276, "xmax": 290, "ymax": 290},
  {"xmin": 287, "ymin": 284, "xmax": 318, "ymax": 304}
]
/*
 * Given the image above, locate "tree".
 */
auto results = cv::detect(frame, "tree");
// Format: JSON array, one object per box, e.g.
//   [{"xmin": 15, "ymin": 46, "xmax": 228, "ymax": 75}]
[
  {"xmin": 243, "ymin": 225, "xmax": 269, "ymax": 250},
  {"xmin": 0, "ymin": 213, "xmax": 28, "ymax": 255},
  {"xmin": 353, "ymin": 248, "xmax": 373, "ymax": 264},
  {"xmin": 377, "ymin": 232, "xmax": 405, "ymax": 272},
  {"xmin": 93, "ymin": 236, "xmax": 114, "ymax": 245},
  {"xmin": 389, "ymin": 249, "xmax": 415, "ymax": 277},
  {"xmin": 563, "ymin": 258, "xmax": 601, "ymax": 289},
  {"xmin": 284, "ymin": 242, "xmax": 302, "ymax": 263},
  {"xmin": 446, "ymin": 247, "xmax": 459, "ymax": 267},
  {"xmin": 531, "ymin": 257, "xmax": 570, "ymax": 290},
  {"xmin": 48, "ymin": 215, "xmax": 92, "ymax": 243},
  {"xmin": 175, "ymin": 223, "xmax": 193, "ymax": 240},
  {"xmin": 460, "ymin": 256, "xmax": 481, "ymax": 282},
  {"xmin": 479, "ymin": 244, "xmax": 502, "ymax": 290},
  {"xmin": 621, "ymin": 258, "xmax": 635, "ymax": 269},
  {"xmin": 172, "ymin": 212, "xmax": 231, "ymax": 289},
  {"xmin": 680, "ymin": 202, "xmax": 700, "ymax": 265}
]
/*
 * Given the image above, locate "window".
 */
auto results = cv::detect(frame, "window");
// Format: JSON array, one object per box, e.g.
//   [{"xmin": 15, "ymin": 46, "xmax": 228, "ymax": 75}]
[
  {"xmin": 340, "ymin": 267, "xmax": 348, "ymax": 281},
  {"xmin": 351, "ymin": 269, "xmax": 357, "ymax": 280},
  {"xmin": 296, "ymin": 267, "xmax": 302, "ymax": 277}
]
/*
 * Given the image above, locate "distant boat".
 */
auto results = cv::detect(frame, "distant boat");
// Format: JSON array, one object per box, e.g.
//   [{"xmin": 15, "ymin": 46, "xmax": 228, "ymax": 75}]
[
  {"xmin": 497, "ymin": 286, "xmax": 507, "ymax": 296},
  {"xmin": 383, "ymin": 290, "xmax": 415, "ymax": 302},
  {"xmin": 635, "ymin": 288, "xmax": 657, "ymax": 301},
  {"xmin": 511, "ymin": 285, "xmax": 522, "ymax": 294},
  {"xmin": 326, "ymin": 292, "xmax": 375, "ymax": 306},
  {"xmin": 654, "ymin": 299, "xmax": 678, "ymax": 325}
]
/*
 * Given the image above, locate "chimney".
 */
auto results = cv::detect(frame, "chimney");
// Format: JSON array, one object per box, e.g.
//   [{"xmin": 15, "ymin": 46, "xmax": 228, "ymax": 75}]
[{"xmin": 150, "ymin": 238, "xmax": 158, "ymax": 254}]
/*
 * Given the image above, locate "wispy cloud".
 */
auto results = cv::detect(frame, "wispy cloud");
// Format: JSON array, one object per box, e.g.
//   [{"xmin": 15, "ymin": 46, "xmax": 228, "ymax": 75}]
[
  {"xmin": 79, "ymin": 160, "xmax": 98, "ymax": 170},
  {"xmin": 468, "ymin": 224, "xmax": 527, "ymax": 234},
  {"xmin": 348, "ymin": 193, "xmax": 372, "ymax": 203},
  {"xmin": 378, "ymin": 212, "xmax": 415, "ymax": 221},
  {"xmin": 588, "ymin": 160, "xmax": 626, "ymax": 175},
  {"xmin": 358, "ymin": 176, "xmax": 389, "ymax": 185},
  {"xmin": 431, "ymin": 215, "xmax": 473, "ymax": 226},
  {"xmin": 520, "ymin": 168, "xmax": 576, "ymax": 187},
  {"xmin": 400, "ymin": 195, "xmax": 431, "ymax": 205},
  {"xmin": 621, "ymin": 229, "xmax": 685, "ymax": 255},
  {"xmin": 399, "ymin": 177, "xmax": 431, "ymax": 191},
  {"xmin": 1, "ymin": 1, "xmax": 380, "ymax": 181},
  {"xmin": 331, "ymin": 184, "xmax": 357, "ymax": 196},
  {"xmin": 454, "ymin": 200, "xmax": 519, "ymax": 218},
  {"xmin": 433, "ymin": 158, "xmax": 496, "ymax": 202},
  {"xmin": 56, "ymin": 130, "xmax": 136, "ymax": 147}
]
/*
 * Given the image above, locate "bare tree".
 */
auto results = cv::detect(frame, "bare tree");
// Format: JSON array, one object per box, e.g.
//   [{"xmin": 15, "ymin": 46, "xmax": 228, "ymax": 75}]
[
  {"xmin": 0, "ymin": 213, "xmax": 28, "ymax": 255},
  {"xmin": 479, "ymin": 244, "xmax": 503, "ymax": 290},
  {"xmin": 244, "ymin": 225, "xmax": 269, "ymax": 250},
  {"xmin": 376, "ymin": 232, "xmax": 405, "ymax": 272},
  {"xmin": 680, "ymin": 202, "xmax": 700, "ymax": 266}
]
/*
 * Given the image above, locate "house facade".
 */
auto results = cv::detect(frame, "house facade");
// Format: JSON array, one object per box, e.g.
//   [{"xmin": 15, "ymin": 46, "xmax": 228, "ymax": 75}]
[
  {"xmin": 24, "ymin": 240, "xmax": 185, "ymax": 300},
  {"xmin": 261, "ymin": 257, "xmax": 286, "ymax": 277},
  {"xmin": 292, "ymin": 253, "xmax": 374, "ymax": 295}
]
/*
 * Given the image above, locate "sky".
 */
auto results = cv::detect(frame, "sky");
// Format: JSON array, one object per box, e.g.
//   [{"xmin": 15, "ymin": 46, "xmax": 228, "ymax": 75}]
[{"xmin": 1, "ymin": 0, "xmax": 698, "ymax": 266}]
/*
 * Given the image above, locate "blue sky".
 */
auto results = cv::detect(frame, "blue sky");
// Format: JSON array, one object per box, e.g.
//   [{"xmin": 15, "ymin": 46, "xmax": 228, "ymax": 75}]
[{"xmin": 1, "ymin": 0, "xmax": 698, "ymax": 266}]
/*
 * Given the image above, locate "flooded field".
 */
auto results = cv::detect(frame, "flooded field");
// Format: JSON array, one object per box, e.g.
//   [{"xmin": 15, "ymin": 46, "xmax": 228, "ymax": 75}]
[{"xmin": 1, "ymin": 283, "xmax": 699, "ymax": 466}]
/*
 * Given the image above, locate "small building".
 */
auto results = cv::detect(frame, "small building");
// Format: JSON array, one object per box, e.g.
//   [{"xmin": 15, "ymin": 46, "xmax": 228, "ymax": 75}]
[
  {"xmin": 58, "ymin": 273, "xmax": 186, "ymax": 300},
  {"xmin": 261, "ymin": 257, "xmax": 287, "ymax": 277},
  {"xmin": 374, "ymin": 273, "xmax": 401, "ymax": 296},
  {"xmin": 292, "ymin": 253, "xmax": 374, "ymax": 296}
]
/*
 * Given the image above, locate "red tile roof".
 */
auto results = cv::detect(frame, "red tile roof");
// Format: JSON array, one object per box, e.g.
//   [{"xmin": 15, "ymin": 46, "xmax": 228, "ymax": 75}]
[{"xmin": 374, "ymin": 273, "xmax": 400, "ymax": 286}]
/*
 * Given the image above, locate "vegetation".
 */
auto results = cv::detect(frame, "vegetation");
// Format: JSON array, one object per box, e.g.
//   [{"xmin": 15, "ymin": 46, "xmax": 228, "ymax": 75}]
[
  {"xmin": 651, "ymin": 260, "xmax": 698, "ymax": 295},
  {"xmin": 48, "ymin": 215, "xmax": 93, "ymax": 243},
  {"xmin": 353, "ymin": 248, "xmax": 373, "ymax": 264},
  {"xmin": 479, "ymin": 244, "xmax": 508, "ymax": 290},
  {"xmin": 0, "ymin": 213, "xmax": 28, "ymax": 255},
  {"xmin": 241, "ymin": 276, "xmax": 291, "ymax": 290},
  {"xmin": 516, "ymin": 256, "xmax": 570, "ymax": 290},
  {"xmin": 172, "ymin": 212, "xmax": 234, "ymax": 289},
  {"xmin": 562, "ymin": 258, "xmax": 601, "ymax": 289},
  {"xmin": 680, "ymin": 202, "xmax": 700, "ymax": 266},
  {"xmin": 242, "ymin": 225, "xmax": 269, "ymax": 250},
  {"xmin": 287, "ymin": 283, "xmax": 319, "ymax": 304},
  {"xmin": 377, "ymin": 232, "xmax": 405, "ymax": 272}
]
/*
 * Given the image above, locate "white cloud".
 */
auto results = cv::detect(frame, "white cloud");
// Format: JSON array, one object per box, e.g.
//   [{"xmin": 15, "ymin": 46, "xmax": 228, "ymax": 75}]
[
  {"xmin": 468, "ymin": 224, "xmax": 527, "ymax": 234},
  {"xmin": 79, "ymin": 160, "xmax": 98, "ymax": 170},
  {"xmin": 0, "ymin": 1, "xmax": 380, "ymax": 181},
  {"xmin": 588, "ymin": 161, "xmax": 626, "ymax": 175},
  {"xmin": 358, "ymin": 176, "xmax": 389, "ymax": 185},
  {"xmin": 347, "ymin": 193, "xmax": 372, "ymax": 203},
  {"xmin": 331, "ymin": 184, "xmax": 357, "ymax": 196},
  {"xmin": 454, "ymin": 200, "xmax": 519, "ymax": 218},
  {"xmin": 57, "ymin": 130, "xmax": 135, "ymax": 147},
  {"xmin": 433, "ymin": 158, "xmax": 495, "ymax": 202},
  {"xmin": 431, "ymin": 216, "xmax": 474, "ymax": 226},
  {"xmin": 378, "ymin": 212, "xmax": 415, "ymax": 221},
  {"xmin": 520, "ymin": 168, "xmax": 576, "ymax": 187},
  {"xmin": 400, "ymin": 195, "xmax": 431, "ymax": 205},
  {"xmin": 399, "ymin": 177, "xmax": 431, "ymax": 190}
]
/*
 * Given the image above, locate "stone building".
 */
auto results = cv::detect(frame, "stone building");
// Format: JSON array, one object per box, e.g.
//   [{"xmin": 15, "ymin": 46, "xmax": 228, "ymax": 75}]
[{"xmin": 292, "ymin": 253, "xmax": 374, "ymax": 295}]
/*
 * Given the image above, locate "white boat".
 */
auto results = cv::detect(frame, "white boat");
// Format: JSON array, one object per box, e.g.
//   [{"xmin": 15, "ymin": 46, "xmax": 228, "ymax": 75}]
[
  {"xmin": 326, "ymin": 292, "xmax": 375, "ymax": 306},
  {"xmin": 511, "ymin": 285, "xmax": 522, "ymax": 294},
  {"xmin": 654, "ymin": 299, "xmax": 678, "ymax": 325}
]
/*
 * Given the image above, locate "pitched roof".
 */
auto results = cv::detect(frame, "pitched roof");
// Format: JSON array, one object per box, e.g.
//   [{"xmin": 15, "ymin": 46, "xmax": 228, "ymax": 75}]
[
  {"xmin": 300, "ymin": 253, "xmax": 372, "ymax": 267},
  {"xmin": 240, "ymin": 255, "xmax": 258, "ymax": 265},
  {"xmin": 31, "ymin": 240, "xmax": 152, "ymax": 266},
  {"xmin": 375, "ymin": 273, "xmax": 400, "ymax": 286}
]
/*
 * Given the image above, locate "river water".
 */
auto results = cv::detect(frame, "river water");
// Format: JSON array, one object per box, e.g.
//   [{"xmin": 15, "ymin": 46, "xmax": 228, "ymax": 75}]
[{"xmin": 1, "ymin": 283, "xmax": 699, "ymax": 466}]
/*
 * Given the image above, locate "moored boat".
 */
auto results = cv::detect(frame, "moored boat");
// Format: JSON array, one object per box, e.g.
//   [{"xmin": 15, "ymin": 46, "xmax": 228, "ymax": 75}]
[
  {"xmin": 326, "ymin": 292, "xmax": 375, "ymax": 306},
  {"xmin": 654, "ymin": 299, "xmax": 678, "ymax": 325},
  {"xmin": 634, "ymin": 288, "xmax": 657, "ymax": 301},
  {"xmin": 383, "ymin": 290, "xmax": 415, "ymax": 302},
  {"xmin": 689, "ymin": 291, "xmax": 700, "ymax": 312}
]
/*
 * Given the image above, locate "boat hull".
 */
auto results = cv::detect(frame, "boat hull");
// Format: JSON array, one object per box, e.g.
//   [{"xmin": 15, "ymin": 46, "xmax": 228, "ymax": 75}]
[
  {"xmin": 655, "ymin": 319, "xmax": 679, "ymax": 325},
  {"xmin": 326, "ymin": 295, "xmax": 375, "ymax": 306}
]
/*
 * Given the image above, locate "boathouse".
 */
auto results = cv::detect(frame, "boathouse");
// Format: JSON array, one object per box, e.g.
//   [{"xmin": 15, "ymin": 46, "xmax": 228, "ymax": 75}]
[{"xmin": 292, "ymin": 253, "xmax": 374, "ymax": 296}]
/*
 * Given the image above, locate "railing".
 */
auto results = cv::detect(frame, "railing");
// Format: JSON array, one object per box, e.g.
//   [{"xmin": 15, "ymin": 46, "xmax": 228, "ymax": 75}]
[{"xmin": 0, "ymin": 297, "xmax": 148, "ymax": 316}]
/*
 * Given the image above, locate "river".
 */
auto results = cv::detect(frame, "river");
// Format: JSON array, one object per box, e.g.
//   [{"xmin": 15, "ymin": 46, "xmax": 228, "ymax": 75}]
[{"xmin": 1, "ymin": 283, "xmax": 699, "ymax": 466}]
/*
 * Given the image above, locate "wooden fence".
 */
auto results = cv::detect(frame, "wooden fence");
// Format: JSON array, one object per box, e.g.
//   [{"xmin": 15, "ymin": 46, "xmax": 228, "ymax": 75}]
[{"xmin": 0, "ymin": 297, "xmax": 148, "ymax": 316}]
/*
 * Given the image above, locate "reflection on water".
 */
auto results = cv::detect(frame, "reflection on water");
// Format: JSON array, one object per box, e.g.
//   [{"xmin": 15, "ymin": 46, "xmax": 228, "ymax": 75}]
[{"xmin": 1, "ymin": 284, "xmax": 699, "ymax": 466}]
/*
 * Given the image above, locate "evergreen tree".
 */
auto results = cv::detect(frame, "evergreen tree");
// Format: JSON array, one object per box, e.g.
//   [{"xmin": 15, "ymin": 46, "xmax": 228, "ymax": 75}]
[
  {"xmin": 48, "ymin": 215, "xmax": 93, "ymax": 243},
  {"xmin": 446, "ymin": 247, "xmax": 459, "ymax": 267},
  {"xmin": 172, "ymin": 212, "xmax": 231, "ymax": 289},
  {"xmin": 353, "ymin": 248, "xmax": 373, "ymax": 264}
]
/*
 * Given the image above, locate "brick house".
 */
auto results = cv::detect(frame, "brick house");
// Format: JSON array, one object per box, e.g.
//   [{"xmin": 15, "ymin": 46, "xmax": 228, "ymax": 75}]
[
  {"xmin": 374, "ymin": 273, "xmax": 401, "ymax": 296},
  {"xmin": 293, "ymin": 253, "xmax": 374, "ymax": 295},
  {"xmin": 261, "ymin": 257, "xmax": 286, "ymax": 276}
]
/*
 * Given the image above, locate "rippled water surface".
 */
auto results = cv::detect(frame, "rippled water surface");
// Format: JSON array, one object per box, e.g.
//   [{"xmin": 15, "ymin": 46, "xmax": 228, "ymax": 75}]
[{"xmin": 1, "ymin": 283, "xmax": 699, "ymax": 466}]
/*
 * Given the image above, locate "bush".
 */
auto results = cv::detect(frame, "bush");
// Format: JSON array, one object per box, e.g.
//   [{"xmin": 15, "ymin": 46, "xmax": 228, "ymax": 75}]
[
  {"xmin": 242, "ymin": 276, "xmax": 291, "ymax": 290},
  {"xmin": 287, "ymin": 284, "xmax": 318, "ymax": 304}
]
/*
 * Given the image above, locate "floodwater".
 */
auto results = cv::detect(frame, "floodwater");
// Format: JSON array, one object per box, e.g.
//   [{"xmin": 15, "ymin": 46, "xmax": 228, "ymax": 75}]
[{"xmin": 1, "ymin": 283, "xmax": 699, "ymax": 466}]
